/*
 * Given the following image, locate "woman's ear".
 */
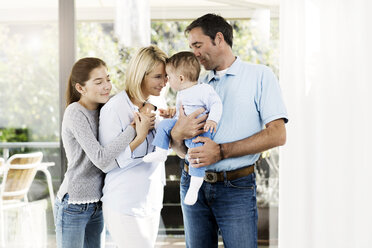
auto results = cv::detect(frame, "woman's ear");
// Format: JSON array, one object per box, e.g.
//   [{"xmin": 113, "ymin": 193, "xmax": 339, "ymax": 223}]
[{"xmin": 75, "ymin": 83, "xmax": 86, "ymax": 95}]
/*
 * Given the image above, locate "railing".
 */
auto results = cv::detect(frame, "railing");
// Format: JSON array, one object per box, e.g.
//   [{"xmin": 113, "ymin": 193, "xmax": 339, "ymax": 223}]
[{"xmin": 0, "ymin": 142, "xmax": 59, "ymax": 160}]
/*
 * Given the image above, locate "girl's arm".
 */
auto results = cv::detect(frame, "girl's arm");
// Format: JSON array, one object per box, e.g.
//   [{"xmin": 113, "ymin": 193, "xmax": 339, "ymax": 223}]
[{"xmin": 66, "ymin": 108, "xmax": 136, "ymax": 173}]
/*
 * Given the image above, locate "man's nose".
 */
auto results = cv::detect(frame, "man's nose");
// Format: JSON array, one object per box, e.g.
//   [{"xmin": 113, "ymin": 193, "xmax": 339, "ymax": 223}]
[{"xmin": 191, "ymin": 48, "xmax": 201, "ymax": 57}]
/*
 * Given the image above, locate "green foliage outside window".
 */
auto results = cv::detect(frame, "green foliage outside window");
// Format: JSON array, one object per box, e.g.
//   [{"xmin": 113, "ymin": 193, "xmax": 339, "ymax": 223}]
[
  {"xmin": 0, "ymin": 19, "xmax": 278, "ymax": 142},
  {"xmin": 0, "ymin": 24, "xmax": 59, "ymax": 142},
  {"xmin": 0, "ymin": 128, "xmax": 28, "ymax": 142},
  {"xmin": 77, "ymin": 19, "xmax": 278, "ymax": 108}
]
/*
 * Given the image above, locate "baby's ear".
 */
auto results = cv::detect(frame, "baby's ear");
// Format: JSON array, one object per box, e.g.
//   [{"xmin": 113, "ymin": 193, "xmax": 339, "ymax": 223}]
[{"xmin": 179, "ymin": 75, "xmax": 185, "ymax": 83}]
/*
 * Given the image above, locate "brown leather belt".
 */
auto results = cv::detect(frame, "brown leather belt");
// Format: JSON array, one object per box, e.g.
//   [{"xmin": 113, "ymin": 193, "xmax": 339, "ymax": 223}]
[{"xmin": 184, "ymin": 163, "xmax": 255, "ymax": 183}]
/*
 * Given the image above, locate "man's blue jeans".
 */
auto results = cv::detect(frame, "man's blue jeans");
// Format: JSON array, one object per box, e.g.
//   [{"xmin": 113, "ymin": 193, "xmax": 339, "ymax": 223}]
[
  {"xmin": 180, "ymin": 169, "xmax": 258, "ymax": 248},
  {"xmin": 54, "ymin": 194, "xmax": 104, "ymax": 248}
]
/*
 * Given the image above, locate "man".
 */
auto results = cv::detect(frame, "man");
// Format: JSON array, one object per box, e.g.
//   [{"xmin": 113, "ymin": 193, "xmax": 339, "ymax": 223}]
[{"xmin": 170, "ymin": 13, "xmax": 288, "ymax": 248}]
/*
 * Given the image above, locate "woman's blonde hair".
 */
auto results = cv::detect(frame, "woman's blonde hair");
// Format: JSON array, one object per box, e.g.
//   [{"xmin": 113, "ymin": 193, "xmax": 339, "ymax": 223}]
[{"xmin": 125, "ymin": 45, "xmax": 168, "ymax": 103}]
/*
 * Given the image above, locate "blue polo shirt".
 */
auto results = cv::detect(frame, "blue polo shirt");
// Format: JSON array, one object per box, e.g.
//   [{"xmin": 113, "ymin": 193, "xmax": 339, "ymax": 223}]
[{"xmin": 201, "ymin": 57, "xmax": 288, "ymax": 172}]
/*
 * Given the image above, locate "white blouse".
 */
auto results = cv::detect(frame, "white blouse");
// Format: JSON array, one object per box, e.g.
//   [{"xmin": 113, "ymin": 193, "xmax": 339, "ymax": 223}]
[{"xmin": 99, "ymin": 90, "xmax": 165, "ymax": 217}]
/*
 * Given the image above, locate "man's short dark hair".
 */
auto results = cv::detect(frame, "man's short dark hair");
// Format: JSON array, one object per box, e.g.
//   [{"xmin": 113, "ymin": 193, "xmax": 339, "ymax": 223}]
[{"xmin": 185, "ymin": 13, "xmax": 233, "ymax": 48}]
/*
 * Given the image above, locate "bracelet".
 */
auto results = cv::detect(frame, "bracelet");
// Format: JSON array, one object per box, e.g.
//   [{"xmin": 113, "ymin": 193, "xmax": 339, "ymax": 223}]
[{"xmin": 219, "ymin": 144, "xmax": 224, "ymax": 160}]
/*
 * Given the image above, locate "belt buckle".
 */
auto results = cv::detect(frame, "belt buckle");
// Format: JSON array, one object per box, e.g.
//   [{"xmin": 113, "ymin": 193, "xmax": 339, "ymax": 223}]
[{"xmin": 204, "ymin": 171, "xmax": 218, "ymax": 183}]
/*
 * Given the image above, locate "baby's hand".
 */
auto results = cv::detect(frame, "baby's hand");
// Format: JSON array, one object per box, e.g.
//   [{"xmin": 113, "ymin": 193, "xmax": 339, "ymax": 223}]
[
  {"xmin": 159, "ymin": 107, "xmax": 176, "ymax": 118},
  {"xmin": 204, "ymin": 120, "xmax": 217, "ymax": 133}
]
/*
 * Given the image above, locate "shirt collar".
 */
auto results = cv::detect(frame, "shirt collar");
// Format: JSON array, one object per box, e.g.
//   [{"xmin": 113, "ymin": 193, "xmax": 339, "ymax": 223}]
[
  {"xmin": 122, "ymin": 90, "xmax": 139, "ymax": 111},
  {"xmin": 205, "ymin": 56, "xmax": 241, "ymax": 83}
]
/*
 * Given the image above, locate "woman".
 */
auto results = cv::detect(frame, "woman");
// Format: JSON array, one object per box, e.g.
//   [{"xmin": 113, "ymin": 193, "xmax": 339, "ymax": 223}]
[
  {"xmin": 99, "ymin": 45, "xmax": 168, "ymax": 248},
  {"xmin": 55, "ymin": 57, "xmax": 150, "ymax": 248}
]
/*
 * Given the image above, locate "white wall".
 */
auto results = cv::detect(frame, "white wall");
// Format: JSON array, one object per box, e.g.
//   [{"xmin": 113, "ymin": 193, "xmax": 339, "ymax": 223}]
[{"xmin": 279, "ymin": 0, "xmax": 372, "ymax": 247}]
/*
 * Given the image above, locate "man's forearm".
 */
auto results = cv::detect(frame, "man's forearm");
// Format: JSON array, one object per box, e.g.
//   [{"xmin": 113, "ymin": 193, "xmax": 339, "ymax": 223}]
[{"xmin": 221, "ymin": 119, "xmax": 286, "ymax": 159}]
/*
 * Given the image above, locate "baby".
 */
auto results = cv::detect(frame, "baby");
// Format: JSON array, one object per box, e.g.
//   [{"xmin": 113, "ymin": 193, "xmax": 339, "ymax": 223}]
[{"xmin": 143, "ymin": 51, "xmax": 222, "ymax": 205}]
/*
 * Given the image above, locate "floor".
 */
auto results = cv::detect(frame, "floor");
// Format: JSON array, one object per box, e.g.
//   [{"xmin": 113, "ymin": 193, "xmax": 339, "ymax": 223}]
[
  {"xmin": 45, "ymin": 234, "xmax": 224, "ymax": 248},
  {"xmin": 154, "ymin": 237, "xmax": 275, "ymax": 248},
  {"xmin": 47, "ymin": 234, "xmax": 274, "ymax": 248},
  {"xmin": 3, "ymin": 199, "xmax": 276, "ymax": 248}
]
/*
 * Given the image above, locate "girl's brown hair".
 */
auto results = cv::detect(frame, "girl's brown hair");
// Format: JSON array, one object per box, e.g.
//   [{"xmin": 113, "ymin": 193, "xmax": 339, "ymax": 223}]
[{"xmin": 66, "ymin": 57, "xmax": 106, "ymax": 106}]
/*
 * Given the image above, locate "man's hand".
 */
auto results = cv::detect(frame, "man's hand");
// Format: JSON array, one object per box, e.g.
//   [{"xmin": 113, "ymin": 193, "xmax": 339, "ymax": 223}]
[
  {"xmin": 187, "ymin": 136, "xmax": 221, "ymax": 168},
  {"xmin": 170, "ymin": 104, "xmax": 208, "ymax": 158},
  {"xmin": 171, "ymin": 104, "xmax": 207, "ymax": 142}
]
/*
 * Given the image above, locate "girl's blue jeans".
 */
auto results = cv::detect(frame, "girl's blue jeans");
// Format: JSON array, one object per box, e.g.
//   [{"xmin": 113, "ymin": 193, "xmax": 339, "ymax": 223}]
[{"xmin": 54, "ymin": 194, "xmax": 104, "ymax": 248}]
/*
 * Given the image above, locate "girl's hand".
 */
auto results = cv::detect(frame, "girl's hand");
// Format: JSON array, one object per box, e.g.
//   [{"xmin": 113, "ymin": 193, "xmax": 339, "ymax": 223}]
[
  {"xmin": 130, "ymin": 112, "xmax": 151, "ymax": 152},
  {"xmin": 204, "ymin": 120, "xmax": 217, "ymax": 133},
  {"xmin": 139, "ymin": 104, "xmax": 156, "ymax": 129},
  {"xmin": 134, "ymin": 112, "xmax": 152, "ymax": 141},
  {"xmin": 159, "ymin": 107, "xmax": 176, "ymax": 118}
]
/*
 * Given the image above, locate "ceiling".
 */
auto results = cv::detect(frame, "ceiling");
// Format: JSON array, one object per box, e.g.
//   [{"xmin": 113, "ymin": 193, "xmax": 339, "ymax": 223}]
[{"xmin": 0, "ymin": 0, "xmax": 279, "ymax": 23}]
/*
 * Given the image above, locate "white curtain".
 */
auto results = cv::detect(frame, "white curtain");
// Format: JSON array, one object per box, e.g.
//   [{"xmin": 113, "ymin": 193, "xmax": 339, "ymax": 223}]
[
  {"xmin": 115, "ymin": 0, "xmax": 150, "ymax": 47},
  {"xmin": 279, "ymin": 0, "xmax": 372, "ymax": 247}
]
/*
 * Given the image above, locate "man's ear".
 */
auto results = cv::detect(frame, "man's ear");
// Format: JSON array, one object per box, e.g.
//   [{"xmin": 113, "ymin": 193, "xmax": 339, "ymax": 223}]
[
  {"xmin": 215, "ymin": 32, "xmax": 224, "ymax": 45},
  {"xmin": 75, "ymin": 83, "xmax": 85, "ymax": 95}
]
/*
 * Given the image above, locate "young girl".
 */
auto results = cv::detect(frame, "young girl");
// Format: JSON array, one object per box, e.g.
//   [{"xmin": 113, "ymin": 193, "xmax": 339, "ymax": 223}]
[{"xmin": 54, "ymin": 57, "xmax": 151, "ymax": 248}]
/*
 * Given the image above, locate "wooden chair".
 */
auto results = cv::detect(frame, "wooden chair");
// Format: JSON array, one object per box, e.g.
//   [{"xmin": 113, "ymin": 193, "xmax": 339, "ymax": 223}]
[{"xmin": 0, "ymin": 152, "xmax": 43, "ymax": 246}]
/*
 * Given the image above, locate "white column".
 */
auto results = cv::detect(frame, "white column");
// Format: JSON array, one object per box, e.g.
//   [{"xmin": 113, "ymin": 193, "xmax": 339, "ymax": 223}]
[
  {"xmin": 59, "ymin": 0, "xmax": 75, "ymax": 175},
  {"xmin": 115, "ymin": 0, "xmax": 150, "ymax": 47}
]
